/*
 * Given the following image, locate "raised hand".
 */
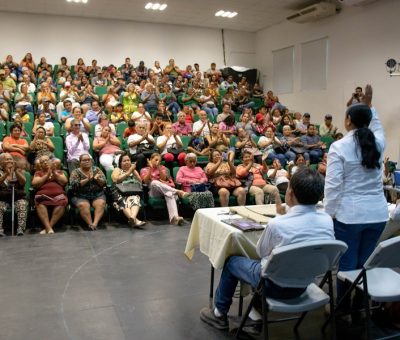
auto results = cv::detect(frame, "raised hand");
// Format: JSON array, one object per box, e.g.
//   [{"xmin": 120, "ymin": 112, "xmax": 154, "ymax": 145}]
[{"xmin": 362, "ymin": 84, "xmax": 372, "ymax": 107}]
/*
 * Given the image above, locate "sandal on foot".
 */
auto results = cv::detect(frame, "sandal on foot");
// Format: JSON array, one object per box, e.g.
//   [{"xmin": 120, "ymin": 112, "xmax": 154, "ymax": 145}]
[
  {"xmin": 177, "ymin": 190, "xmax": 189, "ymax": 199},
  {"xmin": 134, "ymin": 220, "xmax": 147, "ymax": 228}
]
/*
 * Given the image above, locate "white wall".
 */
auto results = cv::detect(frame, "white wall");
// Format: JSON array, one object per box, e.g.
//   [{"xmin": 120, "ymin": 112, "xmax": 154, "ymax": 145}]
[
  {"xmin": 256, "ymin": 0, "xmax": 400, "ymax": 160},
  {"xmin": 223, "ymin": 30, "xmax": 256, "ymax": 68},
  {"xmin": 0, "ymin": 12, "xmax": 256, "ymax": 70}
]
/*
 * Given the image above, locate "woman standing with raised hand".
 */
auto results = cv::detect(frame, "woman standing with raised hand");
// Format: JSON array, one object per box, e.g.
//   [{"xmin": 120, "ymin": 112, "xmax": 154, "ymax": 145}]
[{"xmin": 324, "ymin": 85, "xmax": 388, "ymax": 316}]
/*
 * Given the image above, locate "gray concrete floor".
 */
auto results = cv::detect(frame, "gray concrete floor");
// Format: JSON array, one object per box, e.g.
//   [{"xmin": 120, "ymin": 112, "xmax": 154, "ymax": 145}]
[{"xmin": 0, "ymin": 221, "xmax": 398, "ymax": 340}]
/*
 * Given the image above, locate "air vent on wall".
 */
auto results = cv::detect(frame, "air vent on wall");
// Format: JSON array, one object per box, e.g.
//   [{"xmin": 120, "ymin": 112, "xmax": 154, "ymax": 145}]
[
  {"xmin": 287, "ymin": 2, "xmax": 337, "ymax": 23},
  {"xmin": 338, "ymin": 0, "xmax": 379, "ymax": 6}
]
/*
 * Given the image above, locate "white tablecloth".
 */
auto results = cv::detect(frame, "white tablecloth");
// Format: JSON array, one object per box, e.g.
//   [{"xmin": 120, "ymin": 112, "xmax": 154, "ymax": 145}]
[{"xmin": 184, "ymin": 205, "xmax": 276, "ymax": 269}]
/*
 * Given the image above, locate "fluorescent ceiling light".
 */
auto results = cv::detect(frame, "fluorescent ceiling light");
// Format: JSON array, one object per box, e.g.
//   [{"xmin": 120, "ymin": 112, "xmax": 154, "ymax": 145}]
[
  {"xmin": 145, "ymin": 2, "xmax": 167, "ymax": 11},
  {"xmin": 215, "ymin": 10, "xmax": 238, "ymax": 18}
]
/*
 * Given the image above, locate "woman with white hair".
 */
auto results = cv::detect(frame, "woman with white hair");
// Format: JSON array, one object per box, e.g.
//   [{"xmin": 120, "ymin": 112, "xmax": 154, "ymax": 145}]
[{"xmin": 176, "ymin": 153, "xmax": 208, "ymax": 192}]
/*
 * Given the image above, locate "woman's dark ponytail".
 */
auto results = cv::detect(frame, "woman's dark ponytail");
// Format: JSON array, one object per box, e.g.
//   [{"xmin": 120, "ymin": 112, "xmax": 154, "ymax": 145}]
[
  {"xmin": 354, "ymin": 127, "xmax": 380, "ymax": 169},
  {"xmin": 347, "ymin": 104, "xmax": 381, "ymax": 169}
]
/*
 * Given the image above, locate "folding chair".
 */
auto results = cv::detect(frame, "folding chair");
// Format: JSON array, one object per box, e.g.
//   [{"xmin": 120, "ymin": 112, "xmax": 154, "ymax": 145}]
[
  {"xmin": 236, "ymin": 240, "xmax": 348, "ymax": 340},
  {"xmin": 327, "ymin": 236, "xmax": 400, "ymax": 340}
]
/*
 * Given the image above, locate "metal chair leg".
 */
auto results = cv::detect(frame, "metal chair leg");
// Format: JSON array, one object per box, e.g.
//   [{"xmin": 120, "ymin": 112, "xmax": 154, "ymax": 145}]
[
  {"xmin": 362, "ymin": 271, "xmax": 372, "ymax": 340},
  {"xmin": 235, "ymin": 291, "xmax": 258, "ymax": 338},
  {"xmin": 238, "ymin": 295, "xmax": 243, "ymax": 316},
  {"xmin": 262, "ymin": 283, "xmax": 269, "ymax": 340},
  {"xmin": 209, "ymin": 265, "xmax": 214, "ymax": 309}
]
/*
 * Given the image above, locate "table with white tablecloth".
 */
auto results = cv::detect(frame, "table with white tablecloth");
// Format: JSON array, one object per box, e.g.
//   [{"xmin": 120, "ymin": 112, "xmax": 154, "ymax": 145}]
[{"xmin": 184, "ymin": 205, "xmax": 276, "ymax": 309}]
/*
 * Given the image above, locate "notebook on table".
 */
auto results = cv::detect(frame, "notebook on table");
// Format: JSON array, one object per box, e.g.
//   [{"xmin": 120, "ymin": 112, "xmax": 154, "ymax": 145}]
[{"xmin": 221, "ymin": 218, "xmax": 266, "ymax": 232}]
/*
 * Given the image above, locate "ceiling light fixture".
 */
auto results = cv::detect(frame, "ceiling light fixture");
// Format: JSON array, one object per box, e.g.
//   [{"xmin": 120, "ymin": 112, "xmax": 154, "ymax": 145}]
[
  {"xmin": 145, "ymin": 2, "xmax": 167, "ymax": 10},
  {"xmin": 65, "ymin": 0, "xmax": 88, "ymax": 3},
  {"xmin": 215, "ymin": 10, "xmax": 238, "ymax": 18}
]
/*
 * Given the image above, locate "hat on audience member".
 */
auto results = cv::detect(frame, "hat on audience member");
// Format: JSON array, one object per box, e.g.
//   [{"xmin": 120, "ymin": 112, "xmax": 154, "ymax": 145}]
[
  {"xmin": 325, "ymin": 114, "xmax": 332, "ymax": 120},
  {"xmin": 255, "ymin": 113, "xmax": 264, "ymax": 123},
  {"xmin": 0, "ymin": 70, "xmax": 5, "ymax": 75},
  {"xmin": 42, "ymin": 97, "xmax": 51, "ymax": 102},
  {"xmin": 303, "ymin": 112, "xmax": 310, "ymax": 118},
  {"xmin": 64, "ymin": 81, "xmax": 71, "ymax": 88},
  {"xmin": 97, "ymin": 70, "xmax": 102, "ymax": 74}
]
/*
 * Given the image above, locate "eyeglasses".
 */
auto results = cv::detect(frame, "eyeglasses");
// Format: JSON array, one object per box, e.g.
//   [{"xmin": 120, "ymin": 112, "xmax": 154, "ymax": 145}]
[
  {"xmin": 73, "ymin": 124, "xmax": 80, "ymax": 127},
  {"xmin": 81, "ymin": 158, "xmax": 91, "ymax": 162}
]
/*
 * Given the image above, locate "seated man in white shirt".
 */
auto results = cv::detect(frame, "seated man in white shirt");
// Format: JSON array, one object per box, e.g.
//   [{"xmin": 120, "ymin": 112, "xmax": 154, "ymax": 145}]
[
  {"xmin": 192, "ymin": 110, "xmax": 211, "ymax": 137},
  {"xmin": 66, "ymin": 119, "xmax": 90, "ymax": 173},
  {"xmin": 127, "ymin": 123, "xmax": 155, "ymax": 172},
  {"xmin": 200, "ymin": 167, "xmax": 334, "ymax": 331},
  {"xmin": 131, "ymin": 103, "xmax": 152, "ymax": 130}
]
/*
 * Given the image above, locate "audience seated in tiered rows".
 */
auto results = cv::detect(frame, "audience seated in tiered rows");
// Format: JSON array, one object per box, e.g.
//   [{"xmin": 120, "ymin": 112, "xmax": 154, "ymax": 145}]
[{"xmin": 0, "ymin": 52, "xmax": 347, "ymax": 236}]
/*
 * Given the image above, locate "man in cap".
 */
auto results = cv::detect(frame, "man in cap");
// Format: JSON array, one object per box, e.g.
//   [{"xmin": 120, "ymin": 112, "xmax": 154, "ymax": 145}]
[
  {"xmin": 319, "ymin": 114, "xmax": 338, "ymax": 138},
  {"xmin": 91, "ymin": 70, "xmax": 107, "ymax": 87}
]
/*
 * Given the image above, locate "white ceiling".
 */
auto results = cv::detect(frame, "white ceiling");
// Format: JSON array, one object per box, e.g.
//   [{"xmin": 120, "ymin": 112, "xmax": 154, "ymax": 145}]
[{"xmin": 0, "ymin": 0, "xmax": 324, "ymax": 32}]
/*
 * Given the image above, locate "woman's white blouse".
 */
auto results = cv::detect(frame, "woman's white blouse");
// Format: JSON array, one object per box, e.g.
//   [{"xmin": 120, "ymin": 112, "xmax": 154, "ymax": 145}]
[{"xmin": 324, "ymin": 107, "xmax": 388, "ymax": 224}]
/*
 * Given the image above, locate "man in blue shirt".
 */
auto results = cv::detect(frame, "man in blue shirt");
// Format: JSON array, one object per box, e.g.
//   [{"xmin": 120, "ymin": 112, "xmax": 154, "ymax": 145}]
[
  {"xmin": 59, "ymin": 99, "xmax": 73, "ymax": 123},
  {"xmin": 200, "ymin": 168, "xmax": 334, "ymax": 331},
  {"xmin": 85, "ymin": 100, "xmax": 104, "ymax": 125},
  {"xmin": 301, "ymin": 124, "xmax": 325, "ymax": 164}
]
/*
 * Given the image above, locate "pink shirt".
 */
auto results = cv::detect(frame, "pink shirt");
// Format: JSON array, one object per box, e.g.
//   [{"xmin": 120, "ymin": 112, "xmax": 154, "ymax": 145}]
[
  {"xmin": 140, "ymin": 165, "xmax": 175, "ymax": 187},
  {"xmin": 95, "ymin": 136, "xmax": 121, "ymax": 155},
  {"xmin": 176, "ymin": 166, "xmax": 208, "ymax": 192},
  {"xmin": 172, "ymin": 122, "xmax": 192, "ymax": 136}
]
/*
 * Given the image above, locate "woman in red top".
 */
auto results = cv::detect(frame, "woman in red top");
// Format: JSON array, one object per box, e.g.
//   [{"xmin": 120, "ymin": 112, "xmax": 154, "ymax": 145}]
[
  {"xmin": 2, "ymin": 124, "xmax": 30, "ymax": 170},
  {"xmin": 236, "ymin": 150, "xmax": 280, "ymax": 205},
  {"xmin": 32, "ymin": 155, "xmax": 68, "ymax": 234}
]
